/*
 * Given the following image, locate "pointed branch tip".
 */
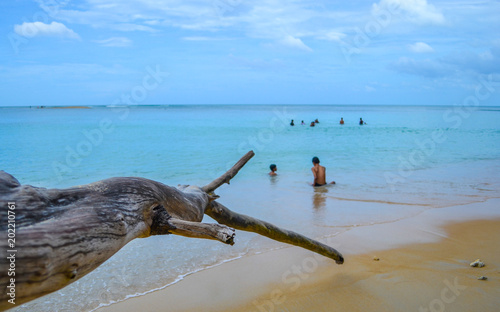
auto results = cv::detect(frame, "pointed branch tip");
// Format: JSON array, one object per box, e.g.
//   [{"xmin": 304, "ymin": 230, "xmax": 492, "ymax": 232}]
[{"xmin": 201, "ymin": 151, "xmax": 254, "ymax": 193}]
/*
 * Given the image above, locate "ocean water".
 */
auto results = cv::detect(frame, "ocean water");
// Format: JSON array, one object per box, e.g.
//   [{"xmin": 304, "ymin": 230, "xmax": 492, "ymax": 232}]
[{"xmin": 1, "ymin": 105, "xmax": 499, "ymax": 311}]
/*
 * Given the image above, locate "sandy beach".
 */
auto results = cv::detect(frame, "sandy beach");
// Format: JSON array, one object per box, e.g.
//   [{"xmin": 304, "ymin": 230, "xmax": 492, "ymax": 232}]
[{"xmin": 96, "ymin": 199, "xmax": 500, "ymax": 312}]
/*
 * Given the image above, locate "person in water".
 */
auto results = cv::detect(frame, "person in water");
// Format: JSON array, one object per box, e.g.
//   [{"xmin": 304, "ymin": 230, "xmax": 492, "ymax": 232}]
[
  {"xmin": 301, "ymin": 120, "xmax": 305, "ymax": 125},
  {"xmin": 315, "ymin": 119, "xmax": 319, "ymax": 123},
  {"xmin": 359, "ymin": 118, "xmax": 365, "ymax": 125},
  {"xmin": 310, "ymin": 121, "xmax": 315, "ymax": 127},
  {"xmin": 290, "ymin": 119, "xmax": 295, "ymax": 126},
  {"xmin": 269, "ymin": 164, "xmax": 277, "ymax": 176},
  {"xmin": 340, "ymin": 117, "xmax": 344, "ymax": 125},
  {"xmin": 311, "ymin": 157, "xmax": 335, "ymax": 186}
]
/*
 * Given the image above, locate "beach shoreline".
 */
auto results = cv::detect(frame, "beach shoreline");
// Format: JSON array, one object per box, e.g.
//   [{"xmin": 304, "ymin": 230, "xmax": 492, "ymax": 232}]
[{"xmin": 95, "ymin": 198, "xmax": 500, "ymax": 312}]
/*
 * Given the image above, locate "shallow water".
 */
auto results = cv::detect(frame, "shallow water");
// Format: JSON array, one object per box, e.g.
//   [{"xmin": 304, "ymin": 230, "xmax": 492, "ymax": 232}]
[{"xmin": 1, "ymin": 105, "xmax": 499, "ymax": 311}]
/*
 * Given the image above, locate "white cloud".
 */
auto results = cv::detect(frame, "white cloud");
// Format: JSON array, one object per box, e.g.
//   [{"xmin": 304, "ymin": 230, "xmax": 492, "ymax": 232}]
[
  {"xmin": 27, "ymin": 1, "xmax": 449, "ymax": 51},
  {"xmin": 408, "ymin": 42, "xmax": 434, "ymax": 53},
  {"xmin": 54, "ymin": 6, "xmax": 157, "ymax": 32},
  {"xmin": 14, "ymin": 21, "xmax": 80, "ymax": 39},
  {"xmin": 365, "ymin": 85, "xmax": 376, "ymax": 92},
  {"xmin": 318, "ymin": 31, "xmax": 346, "ymax": 42},
  {"xmin": 51, "ymin": 1, "xmax": 347, "ymax": 44},
  {"xmin": 182, "ymin": 36, "xmax": 234, "ymax": 41},
  {"xmin": 94, "ymin": 37, "xmax": 132, "ymax": 47},
  {"xmin": 279, "ymin": 35, "xmax": 313, "ymax": 52},
  {"xmin": 54, "ymin": 1, "xmax": 216, "ymax": 32},
  {"xmin": 112, "ymin": 23, "xmax": 156, "ymax": 32},
  {"xmin": 391, "ymin": 41, "xmax": 500, "ymax": 78},
  {"xmin": 372, "ymin": 0, "xmax": 445, "ymax": 25},
  {"xmin": 182, "ymin": 36, "xmax": 213, "ymax": 41}
]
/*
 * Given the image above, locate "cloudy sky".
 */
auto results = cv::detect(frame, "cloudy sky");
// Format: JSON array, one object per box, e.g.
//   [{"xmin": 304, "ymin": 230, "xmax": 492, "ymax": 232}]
[{"xmin": 1, "ymin": 0, "xmax": 499, "ymax": 106}]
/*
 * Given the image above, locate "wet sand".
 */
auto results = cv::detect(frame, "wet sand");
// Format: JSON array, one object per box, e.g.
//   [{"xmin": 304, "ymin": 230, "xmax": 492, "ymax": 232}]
[{"xmin": 96, "ymin": 200, "xmax": 500, "ymax": 312}]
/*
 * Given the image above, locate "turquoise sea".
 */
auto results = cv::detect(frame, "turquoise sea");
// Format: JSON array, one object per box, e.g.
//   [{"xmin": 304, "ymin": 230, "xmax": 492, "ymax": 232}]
[{"xmin": 1, "ymin": 105, "xmax": 500, "ymax": 311}]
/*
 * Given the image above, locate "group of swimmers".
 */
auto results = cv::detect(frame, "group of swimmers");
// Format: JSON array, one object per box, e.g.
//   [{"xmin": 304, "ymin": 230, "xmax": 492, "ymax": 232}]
[
  {"xmin": 289, "ymin": 119, "xmax": 320, "ymax": 127},
  {"xmin": 290, "ymin": 118, "xmax": 366, "ymax": 126},
  {"xmin": 269, "ymin": 157, "xmax": 336, "ymax": 187},
  {"xmin": 270, "ymin": 117, "xmax": 367, "ymax": 186}
]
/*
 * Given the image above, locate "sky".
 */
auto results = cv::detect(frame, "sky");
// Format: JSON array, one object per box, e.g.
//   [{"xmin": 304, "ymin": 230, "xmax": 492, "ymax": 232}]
[{"xmin": 0, "ymin": 0, "xmax": 499, "ymax": 106}]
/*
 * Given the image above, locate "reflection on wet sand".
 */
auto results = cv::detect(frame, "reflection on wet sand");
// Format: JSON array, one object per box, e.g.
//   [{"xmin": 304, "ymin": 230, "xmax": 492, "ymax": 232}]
[{"xmin": 313, "ymin": 186, "xmax": 328, "ymax": 210}]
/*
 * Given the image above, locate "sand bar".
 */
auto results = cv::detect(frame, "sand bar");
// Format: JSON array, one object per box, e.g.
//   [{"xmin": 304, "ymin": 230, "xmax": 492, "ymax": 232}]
[
  {"xmin": 47, "ymin": 106, "xmax": 91, "ymax": 109},
  {"xmin": 96, "ymin": 199, "xmax": 500, "ymax": 312}
]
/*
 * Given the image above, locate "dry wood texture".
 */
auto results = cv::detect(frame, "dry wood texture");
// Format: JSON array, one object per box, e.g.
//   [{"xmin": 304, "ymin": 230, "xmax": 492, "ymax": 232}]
[{"xmin": 0, "ymin": 151, "xmax": 342, "ymax": 311}]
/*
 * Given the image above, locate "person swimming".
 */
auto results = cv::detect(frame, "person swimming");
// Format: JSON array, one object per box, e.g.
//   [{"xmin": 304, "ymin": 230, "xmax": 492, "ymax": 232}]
[
  {"xmin": 269, "ymin": 164, "xmax": 277, "ymax": 176},
  {"xmin": 340, "ymin": 117, "xmax": 344, "ymax": 125}
]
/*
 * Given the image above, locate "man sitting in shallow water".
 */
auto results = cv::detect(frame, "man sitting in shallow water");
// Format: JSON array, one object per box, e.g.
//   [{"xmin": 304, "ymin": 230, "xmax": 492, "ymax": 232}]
[{"xmin": 311, "ymin": 156, "xmax": 335, "ymax": 186}]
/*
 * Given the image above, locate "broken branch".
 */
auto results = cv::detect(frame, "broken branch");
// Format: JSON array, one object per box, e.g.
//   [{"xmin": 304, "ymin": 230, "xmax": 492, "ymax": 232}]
[
  {"xmin": 201, "ymin": 150, "xmax": 255, "ymax": 193},
  {"xmin": 206, "ymin": 201, "xmax": 344, "ymax": 264}
]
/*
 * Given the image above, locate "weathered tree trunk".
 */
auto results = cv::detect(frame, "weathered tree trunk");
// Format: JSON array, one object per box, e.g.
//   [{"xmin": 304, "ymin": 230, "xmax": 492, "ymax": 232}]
[{"xmin": 0, "ymin": 151, "xmax": 342, "ymax": 311}]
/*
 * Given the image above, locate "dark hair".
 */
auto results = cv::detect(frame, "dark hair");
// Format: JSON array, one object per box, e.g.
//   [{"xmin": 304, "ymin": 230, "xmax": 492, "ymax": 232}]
[
  {"xmin": 312, "ymin": 157, "xmax": 320, "ymax": 164},
  {"xmin": 270, "ymin": 164, "xmax": 277, "ymax": 171}
]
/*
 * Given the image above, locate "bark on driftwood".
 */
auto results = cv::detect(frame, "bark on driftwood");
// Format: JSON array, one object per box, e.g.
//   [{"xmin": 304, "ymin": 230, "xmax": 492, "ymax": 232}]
[{"xmin": 0, "ymin": 151, "xmax": 343, "ymax": 311}]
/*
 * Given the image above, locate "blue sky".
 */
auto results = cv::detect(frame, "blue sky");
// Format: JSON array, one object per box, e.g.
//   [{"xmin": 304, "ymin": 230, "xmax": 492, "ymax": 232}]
[{"xmin": 1, "ymin": 0, "xmax": 499, "ymax": 106}]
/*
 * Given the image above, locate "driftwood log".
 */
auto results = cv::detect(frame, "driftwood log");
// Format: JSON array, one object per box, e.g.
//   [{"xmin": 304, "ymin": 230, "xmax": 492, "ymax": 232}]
[{"xmin": 0, "ymin": 151, "xmax": 343, "ymax": 311}]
